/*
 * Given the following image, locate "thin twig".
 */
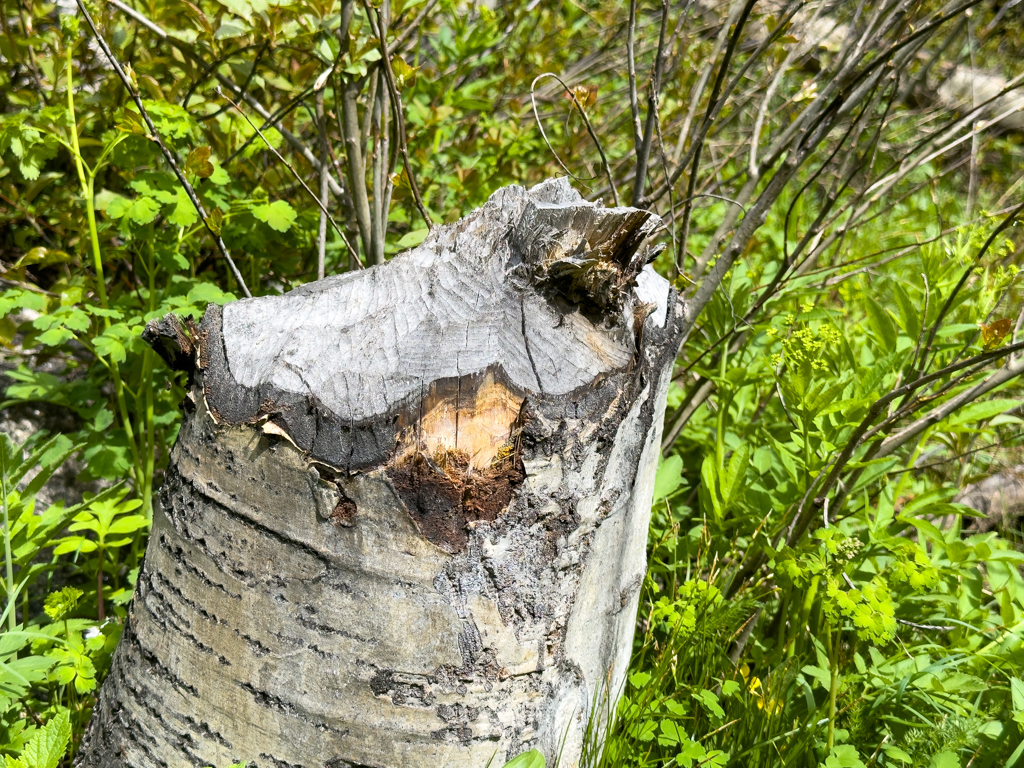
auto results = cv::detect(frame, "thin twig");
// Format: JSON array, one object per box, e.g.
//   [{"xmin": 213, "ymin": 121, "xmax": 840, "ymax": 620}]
[
  {"xmin": 219, "ymin": 90, "xmax": 359, "ymax": 269},
  {"xmin": 363, "ymin": 0, "xmax": 433, "ymax": 231},
  {"xmin": 316, "ymin": 86, "xmax": 330, "ymax": 280},
  {"xmin": 223, "ymin": 85, "xmax": 315, "ymax": 168},
  {"xmin": 78, "ymin": 0, "xmax": 251, "ymax": 298},
  {"xmin": 388, "ymin": 0, "xmax": 440, "ymax": 55},
  {"xmin": 896, "ymin": 619, "xmax": 954, "ymax": 631},
  {"xmin": 337, "ymin": 0, "xmax": 373, "ymax": 261},
  {"xmin": 531, "ymin": 73, "xmax": 620, "ymax": 205},
  {"xmin": 627, "ymin": 0, "xmax": 643, "ymax": 160},
  {"xmin": 197, "ymin": 41, "xmax": 269, "ymax": 122},
  {"xmin": 632, "ymin": 0, "xmax": 671, "ymax": 206},
  {"xmin": 676, "ymin": 0, "xmax": 760, "ymax": 262}
]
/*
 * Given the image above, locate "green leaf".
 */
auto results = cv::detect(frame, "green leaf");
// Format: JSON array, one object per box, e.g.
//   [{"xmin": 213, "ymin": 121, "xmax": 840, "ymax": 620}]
[
  {"xmin": 882, "ymin": 746, "xmax": 913, "ymax": 763},
  {"xmin": 653, "ymin": 455, "xmax": 683, "ymax": 502},
  {"xmin": 657, "ymin": 720, "xmax": 688, "ymax": 747},
  {"xmin": 36, "ymin": 327, "xmax": 73, "ymax": 346},
  {"xmin": 897, "ymin": 515, "xmax": 945, "ymax": 545},
  {"xmin": 167, "ymin": 188, "xmax": 199, "ymax": 227},
  {"xmin": 928, "ymin": 752, "xmax": 960, "ymax": 768},
  {"xmin": 19, "ymin": 710, "xmax": 70, "ymax": 768},
  {"xmin": 251, "ymin": 200, "xmax": 296, "ymax": 232},
  {"xmin": 865, "ymin": 297, "xmax": 898, "ymax": 352},
  {"xmin": 947, "ymin": 398, "xmax": 1020, "ymax": 426},
  {"xmin": 502, "ymin": 749, "xmax": 544, "ymax": 768},
  {"xmin": 208, "ymin": 163, "xmax": 230, "ymax": 185},
  {"xmin": 801, "ymin": 664, "xmax": 831, "ymax": 689},
  {"xmin": 892, "ymin": 283, "xmax": 921, "ymax": 341},
  {"xmin": 675, "ymin": 740, "xmax": 707, "ymax": 768},
  {"xmin": 1011, "ymin": 678, "xmax": 1024, "ymax": 724},
  {"xmin": 693, "ymin": 689, "xmax": 724, "ymax": 719},
  {"xmin": 94, "ymin": 408, "xmax": 114, "ymax": 431},
  {"xmin": 111, "ymin": 195, "xmax": 161, "ymax": 226},
  {"xmin": 396, "ymin": 228, "xmax": 429, "ymax": 249},
  {"xmin": 186, "ymin": 283, "xmax": 236, "ymax": 307},
  {"xmin": 823, "ymin": 744, "xmax": 866, "ymax": 768},
  {"xmin": 935, "ymin": 323, "xmax": 978, "ymax": 338},
  {"xmin": 94, "ymin": 332, "xmax": 127, "ymax": 364},
  {"xmin": 629, "ymin": 671, "xmax": 651, "ymax": 689},
  {"xmin": 721, "ymin": 443, "xmax": 751, "ymax": 507},
  {"xmin": 700, "ymin": 456, "xmax": 722, "ymax": 523},
  {"xmin": 107, "ymin": 514, "xmax": 149, "ymax": 535}
]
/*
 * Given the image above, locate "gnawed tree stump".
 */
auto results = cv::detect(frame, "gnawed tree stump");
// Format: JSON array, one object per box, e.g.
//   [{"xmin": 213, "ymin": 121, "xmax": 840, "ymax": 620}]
[{"xmin": 79, "ymin": 179, "xmax": 684, "ymax": 768}]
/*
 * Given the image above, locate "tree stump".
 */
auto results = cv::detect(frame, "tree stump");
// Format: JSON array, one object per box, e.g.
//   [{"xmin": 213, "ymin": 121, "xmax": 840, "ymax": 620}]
[{"xmin": 78, "ymin": 179, "xmax": 684, "ymax": 768}]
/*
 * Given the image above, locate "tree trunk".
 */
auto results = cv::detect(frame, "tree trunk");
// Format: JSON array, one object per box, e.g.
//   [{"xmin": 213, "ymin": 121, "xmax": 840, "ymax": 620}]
[{"xmin": 78, "ymin": 179, "xmax": 684, "ymax": 768}]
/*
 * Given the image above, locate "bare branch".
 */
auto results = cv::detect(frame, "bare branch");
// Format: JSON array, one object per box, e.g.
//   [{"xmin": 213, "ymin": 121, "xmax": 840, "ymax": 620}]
[
  {"xmin": 80, "ymin": 0, "xmax": 251, "ymax": 298},
  {"xmin": 632, "ymin": 0, "xmax": 671, "ymax": 206},
  {"xmin": 220, "ymin": 91, "xmax": 359, "ymax": 269},
  {"xmin": 627, "ymin": 0, "xmax": 643, "ymax": 163},
  {"xmin": 363, "ymin": 0, "xmax": 433, "ymax": 232},
  {"xmin": 876, "ymin": 356, "xmax": 1024, "ymax": 459},
  {"xmin": 316, "ymin": 86, "xmax": 330, "ymax": 280},
  {"xmin": 531, "ymin": 73, "xmax": 620, "ymax": 206}
]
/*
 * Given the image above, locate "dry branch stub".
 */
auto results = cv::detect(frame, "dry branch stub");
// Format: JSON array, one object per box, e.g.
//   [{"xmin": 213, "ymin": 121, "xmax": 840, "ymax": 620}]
[{"xmin": 78, "ymin": 179, "xmax": 684, "ymax": 768}]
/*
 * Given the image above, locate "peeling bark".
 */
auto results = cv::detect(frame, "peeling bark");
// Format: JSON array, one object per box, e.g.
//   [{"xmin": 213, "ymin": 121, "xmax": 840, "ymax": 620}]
[{"xmin": 79, "ymin": 179, "xmax": 684, "ymax": 768}]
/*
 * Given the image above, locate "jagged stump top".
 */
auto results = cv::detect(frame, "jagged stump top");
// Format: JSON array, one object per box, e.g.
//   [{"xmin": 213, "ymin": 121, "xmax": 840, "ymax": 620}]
[{"xmin": 147, "ymin": 178, "xmax": 673, "ymax": 473}]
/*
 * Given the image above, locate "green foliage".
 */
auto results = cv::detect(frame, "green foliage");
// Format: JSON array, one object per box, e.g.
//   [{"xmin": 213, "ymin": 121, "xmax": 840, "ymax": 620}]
[
  {"xmin": 502, "ymin": 750, "xmax": 545, "ymax": 768},
  {"xmin": 618, "ymin": 207, "xmax": 1024, "ymax": 765},
  {"xmin": 3, "ymin": 710, "xmax": 70, "ymax": 768},
  {"xmin": 2, "ymin": 0, "xmax": 1024, "ymax": 765},
  {"xmin": 0, "ymin": 434, "xmax": 131, "ymax": 756}
]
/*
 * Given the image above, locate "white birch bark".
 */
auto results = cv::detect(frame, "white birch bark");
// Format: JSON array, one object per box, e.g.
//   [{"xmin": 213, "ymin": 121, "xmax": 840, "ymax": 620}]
[{"xmin": 78, "ymin": 179, "xmax": 684, "ymax": 768}]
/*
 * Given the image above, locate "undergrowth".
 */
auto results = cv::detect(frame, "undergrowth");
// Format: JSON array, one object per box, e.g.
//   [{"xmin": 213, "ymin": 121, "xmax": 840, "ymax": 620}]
[{"xmin": 1, "ymin": 0, "xmax": 1024, "ymax": 766}]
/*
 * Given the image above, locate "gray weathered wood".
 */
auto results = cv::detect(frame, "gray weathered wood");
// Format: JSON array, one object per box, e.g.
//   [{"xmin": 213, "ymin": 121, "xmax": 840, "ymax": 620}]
[{"xmin": 78, "ymin": 178, "xmax": 684, "ymax": 768}]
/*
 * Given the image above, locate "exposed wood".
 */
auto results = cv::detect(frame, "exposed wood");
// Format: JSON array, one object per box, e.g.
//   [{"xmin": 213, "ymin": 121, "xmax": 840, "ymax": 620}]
[{"xmin": 78, "ymin": 179, "xmax": 684, "ymax": 768}]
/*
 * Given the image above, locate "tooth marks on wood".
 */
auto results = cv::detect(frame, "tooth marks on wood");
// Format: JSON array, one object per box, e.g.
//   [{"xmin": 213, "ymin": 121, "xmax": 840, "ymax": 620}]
[
  {"xmin": 149, "ymin": 180, "xmax": 659, "ymax": 474},
  {"xmin": 369, "ymin": 669, "xmax": 437, "ymax": 709},
  {"xmin": 396, "ymin": 369, "xmax": 525, "ymax": 471},
  {"xmin": 83, "ymin": 180, "xmax": 684, "ymax": 768},
  {"xmin": 513, "ymin": 201, "xmax": 664, "ymax": 314}
]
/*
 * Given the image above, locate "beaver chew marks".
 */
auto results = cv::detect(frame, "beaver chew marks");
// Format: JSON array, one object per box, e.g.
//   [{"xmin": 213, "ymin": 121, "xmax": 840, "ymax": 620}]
[
  {"xmin": 397, "ymin": 369, "xmax": 524, "ymax": 469},
  {"xmin": 388, "ymin": 370, "xmax": 526, "ymax": 553},
  {"xmin": 84, "ymin": 179, "xmax": 685, "ymax": 768}
]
